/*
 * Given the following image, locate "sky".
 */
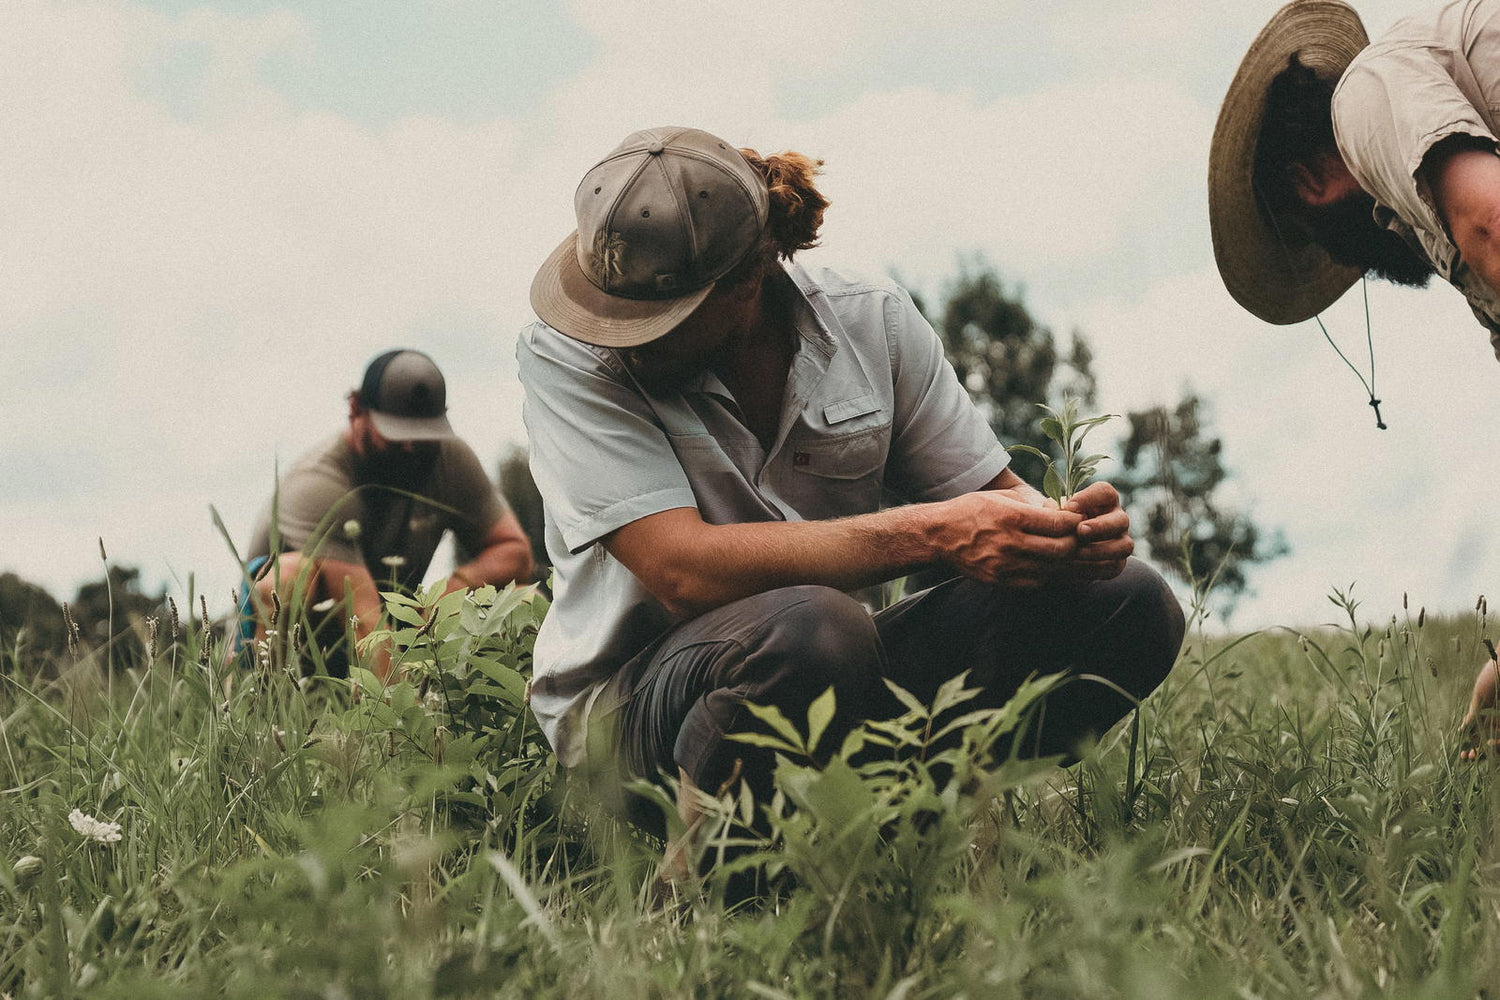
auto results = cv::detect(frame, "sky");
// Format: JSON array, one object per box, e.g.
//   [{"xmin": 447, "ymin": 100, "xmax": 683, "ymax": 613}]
[{"xmin": 3, "ymin": 0, "xmax": 1494, "ymax": 635}]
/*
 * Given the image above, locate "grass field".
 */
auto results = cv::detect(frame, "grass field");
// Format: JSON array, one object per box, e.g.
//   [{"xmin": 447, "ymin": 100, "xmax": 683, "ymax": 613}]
[{"xmin": 3, "ymin": 578, "xmax": 1500, "ymax": 999}]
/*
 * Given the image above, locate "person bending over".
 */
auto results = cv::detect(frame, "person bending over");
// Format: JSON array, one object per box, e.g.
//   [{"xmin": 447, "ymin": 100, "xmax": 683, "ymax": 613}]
[{"xmin": 245, "ymin": 348, "xmax": 533, "ymax": 680}]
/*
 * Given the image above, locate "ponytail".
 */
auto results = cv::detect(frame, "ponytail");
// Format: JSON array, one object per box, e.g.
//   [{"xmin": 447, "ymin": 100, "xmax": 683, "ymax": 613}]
[{"xmin": 739, "ymin": 148, "xmax": 829, "ymax": 261}]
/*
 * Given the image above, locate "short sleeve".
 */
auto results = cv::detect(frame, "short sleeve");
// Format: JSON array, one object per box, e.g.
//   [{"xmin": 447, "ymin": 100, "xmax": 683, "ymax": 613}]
[
  {"xmin": 1333, "ymin": 41, "xmax": 1499, "ymax": 256},
  {"xmin": 435, "ymin": 439, "xmax": 508, "ymax": 558},
  {"xmin": 881, "ymin": 287, "xmax": 1009, "ymax": 501},
  {"xmin": 270, "ymin": 461, "xmax": 363, "ymax": 565},
  {"xmin": 517, "ymin": 322, "xmax": 699, "ymax": 554}
]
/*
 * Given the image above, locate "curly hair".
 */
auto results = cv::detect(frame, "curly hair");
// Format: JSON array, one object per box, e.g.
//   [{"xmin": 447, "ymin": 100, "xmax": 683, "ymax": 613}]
[
  {"xmin": 713, "ymin": 148, "xmax": 830, "ymax": 288},
  {"xmin": 1253, "ymin": 52, "xmax": 1340, "ymax": 214}
]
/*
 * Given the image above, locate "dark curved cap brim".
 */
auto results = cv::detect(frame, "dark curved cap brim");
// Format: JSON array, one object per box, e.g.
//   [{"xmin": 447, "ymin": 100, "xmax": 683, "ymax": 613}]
[
  {"xmin": 368, "ymin": 410, "xmax": 456, "ymax": 442},
  {"xmin": 1209, "ymin": 0, "xmax": 1367, "ymax": 325},
  {"xmin": 530, "ymin": 233, "xmax": 716, "ymax": 348}
]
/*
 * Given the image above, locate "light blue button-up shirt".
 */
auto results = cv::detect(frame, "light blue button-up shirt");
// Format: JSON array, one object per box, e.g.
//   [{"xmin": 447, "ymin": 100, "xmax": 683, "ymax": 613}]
[{"xmin": 516, "ymin": 262, "xmax": 1009, "ymax": 764}]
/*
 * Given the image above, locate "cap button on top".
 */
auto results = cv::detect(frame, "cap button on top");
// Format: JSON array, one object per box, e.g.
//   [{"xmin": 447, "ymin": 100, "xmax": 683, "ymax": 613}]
[{"xmin": 647, "ymin": 141, "xmax": 665, "ymax": 154}]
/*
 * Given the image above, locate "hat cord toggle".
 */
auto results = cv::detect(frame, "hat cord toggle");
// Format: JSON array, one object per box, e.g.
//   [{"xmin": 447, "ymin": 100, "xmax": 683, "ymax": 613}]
[{"xmin": 1312, "ymin": 277, "xmax": 1387, "ymax": 430}]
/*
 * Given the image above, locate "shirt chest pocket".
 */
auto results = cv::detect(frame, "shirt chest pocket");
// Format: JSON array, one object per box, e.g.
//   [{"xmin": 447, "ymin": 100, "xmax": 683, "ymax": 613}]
[{"xmin": 782, "ymin": 394, "xmax": 890, "ymax": 515}]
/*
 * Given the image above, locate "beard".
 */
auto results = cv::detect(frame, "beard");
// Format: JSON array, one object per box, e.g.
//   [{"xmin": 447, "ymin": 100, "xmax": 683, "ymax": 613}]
[
  {"xmin": 356, "ymin": 442, "xmax": 440, "ymax": 492},
  {"xmin": 1303, "ymin": 193, "xmax": 1437, "ymax": 288}
]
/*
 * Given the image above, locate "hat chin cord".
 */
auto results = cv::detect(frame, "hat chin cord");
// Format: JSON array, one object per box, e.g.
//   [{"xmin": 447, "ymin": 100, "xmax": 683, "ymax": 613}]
[{"xmin": 1312, "ymin": 277, "xmax": 1387, "ymax": 430}]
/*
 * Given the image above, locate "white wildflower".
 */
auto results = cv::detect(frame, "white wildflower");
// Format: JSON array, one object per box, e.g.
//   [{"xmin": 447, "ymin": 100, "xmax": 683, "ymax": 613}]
[
  {"xmin": 380, "ymin": 555, "xmax": 407, "ymax": 569},
  {"xmin": 68, "ymin": 809, "xmax": 122, "ymax": 845},
  {"xmin": 311, "ymin": 598, "xmax": 336, "ymax": 613},
  {"xmin": 343, "ymin": 519, "xmax": 362, "ymax": 540}
]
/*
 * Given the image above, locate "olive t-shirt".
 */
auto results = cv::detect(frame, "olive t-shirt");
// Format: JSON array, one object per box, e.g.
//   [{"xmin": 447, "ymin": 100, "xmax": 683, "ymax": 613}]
[{"xmin": 247, "ymin": 434, "xmax": 507, "ymax": 590}]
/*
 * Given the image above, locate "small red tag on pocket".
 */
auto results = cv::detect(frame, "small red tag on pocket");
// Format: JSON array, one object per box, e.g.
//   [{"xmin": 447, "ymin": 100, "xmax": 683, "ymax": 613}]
[{"xmin": 793, "ymin": 451, "xmax": 811, "ymax": 467}]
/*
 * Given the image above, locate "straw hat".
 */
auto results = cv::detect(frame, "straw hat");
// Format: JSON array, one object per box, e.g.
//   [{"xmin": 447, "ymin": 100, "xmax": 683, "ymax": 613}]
[{"xmin": 1209, "ymin": 0, "xmax": 1368, "ymax": 324}]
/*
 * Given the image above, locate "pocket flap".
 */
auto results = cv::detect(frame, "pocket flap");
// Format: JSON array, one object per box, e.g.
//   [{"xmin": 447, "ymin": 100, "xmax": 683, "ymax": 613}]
[{"xmin": 823, "ymin": 393, "xmax": 881, "ymax": 425}]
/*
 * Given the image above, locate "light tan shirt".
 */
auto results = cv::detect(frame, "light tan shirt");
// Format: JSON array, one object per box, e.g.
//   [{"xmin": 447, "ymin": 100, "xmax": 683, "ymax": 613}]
[{"xmin": 1332, "ymin": 0, "xmax": 1500, "ymax": 352}]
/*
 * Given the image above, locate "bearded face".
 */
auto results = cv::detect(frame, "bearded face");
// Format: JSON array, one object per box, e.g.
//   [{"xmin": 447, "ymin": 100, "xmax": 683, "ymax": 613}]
[
  {"xmin": 1302, "ymin": 191, "xmax": 1437, "ymax": 289},
  {"xmin": 352, "ymin": 419, "xmax": 441, "ymax": 490}
]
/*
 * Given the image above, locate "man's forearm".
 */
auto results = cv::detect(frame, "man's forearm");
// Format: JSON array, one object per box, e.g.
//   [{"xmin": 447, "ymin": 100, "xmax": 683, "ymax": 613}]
[
  {"xmin": 605, "ymin": 484, "xmax": 1083, "ymax": 620},
  {"xmin": 610, "ymin": 504, "xmax": 945, "ymax": 619},
  {"xmin": 452, "ymin": 540, "xmax": 534, "ymax": 590}
]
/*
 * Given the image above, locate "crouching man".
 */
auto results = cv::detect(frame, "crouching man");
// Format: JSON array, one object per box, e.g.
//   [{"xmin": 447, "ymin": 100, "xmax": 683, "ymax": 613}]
[
  {"xmin": 244, "ymin": 348, "xmax": 533, "ymax": 680},
  {"xmin": 517, "ymin": 127, "xmax": 1186, "ymax": 876}
]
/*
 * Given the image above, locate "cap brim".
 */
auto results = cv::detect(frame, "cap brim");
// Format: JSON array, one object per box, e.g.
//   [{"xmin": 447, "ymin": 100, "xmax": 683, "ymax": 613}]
[
  {"xmin": 368, "ymin": 410, "xmax": 456, "ymax": 442},
  {"xmin": 529, "ymin": 233, "xmax": 715, "ymax": 348},
  {"xmin": 1209, "ymin": 0, "xmax": 1367, "ymax": 325}
]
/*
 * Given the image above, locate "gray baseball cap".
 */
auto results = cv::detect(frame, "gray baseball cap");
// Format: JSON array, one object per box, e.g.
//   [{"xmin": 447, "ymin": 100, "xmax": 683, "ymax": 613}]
[
  {"xmin": 529, "ymin": 126, "xmax": 770, "ymax": 348},
  {"xmin": 358, "ymin": 349, "xmax": 456, "ymax": 441}
]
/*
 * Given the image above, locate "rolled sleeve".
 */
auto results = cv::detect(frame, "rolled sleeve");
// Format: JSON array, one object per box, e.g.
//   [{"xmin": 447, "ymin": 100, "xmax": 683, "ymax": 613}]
[
  {"xmin": 518, "ymin": 322, "xmax": 699, "ymax": 554},
  {"xmin": 881, "ymin": 287, "xmax": 1009, "ymax": 501}
]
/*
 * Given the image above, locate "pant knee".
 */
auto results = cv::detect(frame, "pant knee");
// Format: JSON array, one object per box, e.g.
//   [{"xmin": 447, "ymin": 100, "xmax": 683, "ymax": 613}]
[
  {"xmin": 1113, "ymin": 559, "xmax": 1186, "ymax": 693},
  {"xmin": 755, "ymin": 586, "xmax": 881, "ymax": 694}
]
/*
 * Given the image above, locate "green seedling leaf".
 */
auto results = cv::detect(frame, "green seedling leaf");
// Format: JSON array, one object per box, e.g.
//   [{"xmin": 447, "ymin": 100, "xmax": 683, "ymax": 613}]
[
  {"xmin": 883, "ymin": 678, "xmax": 928, "ymax": 715},
  {"xmin": 1006, "ymin": 444, "xmax": 1051, "ymax": 464},
  {"xmin": 743, "ymin": 701, "xmax": 807, "ymax": 754},
  {"xmin": 726, "ymin": 732, "xmax": 804, "ymax": 756},
  {"xmin": 1042, "ymin": 465, "xmax": 1063, "ymax": 503},
  {"xmin": 806, "ymin": 687, "xmax": 836, "ymax": 755},
  {"xmin": 385, "ymin": 602, "xmax": 426, "ymax": 628}
]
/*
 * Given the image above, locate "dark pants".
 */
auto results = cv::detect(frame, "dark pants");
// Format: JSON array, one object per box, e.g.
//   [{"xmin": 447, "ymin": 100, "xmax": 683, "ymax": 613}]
[{"xmin": 590, "ymin": 557, "xmax": 1185, "ymax": 833}]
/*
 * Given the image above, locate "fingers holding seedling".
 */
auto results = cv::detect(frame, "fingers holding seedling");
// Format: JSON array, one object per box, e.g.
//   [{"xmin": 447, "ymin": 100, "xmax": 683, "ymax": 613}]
[{"xmin": 1007, "ymin": 396, "xmax": 1119, "ymax": 508}]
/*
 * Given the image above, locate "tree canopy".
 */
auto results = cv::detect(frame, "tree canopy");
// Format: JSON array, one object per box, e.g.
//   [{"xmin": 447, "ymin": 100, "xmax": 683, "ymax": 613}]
[{"xmin": 918, "ymin": 258, "xmax": 1283, "ymax": 610}]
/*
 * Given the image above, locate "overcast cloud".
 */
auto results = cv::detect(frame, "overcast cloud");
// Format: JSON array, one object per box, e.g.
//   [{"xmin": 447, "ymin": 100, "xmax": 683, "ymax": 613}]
[{"xmin": 3, "ymin": 0, "xmax": 1494, "ymax": 634}]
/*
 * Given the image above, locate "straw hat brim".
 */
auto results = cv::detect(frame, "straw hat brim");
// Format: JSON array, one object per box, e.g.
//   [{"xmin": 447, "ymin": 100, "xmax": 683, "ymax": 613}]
[
  {"xmin": 529, "ymin": 232, "xmax": 716, "ymax": 349},
  {"xmin": 1209, "ymin": 0, "xmax": 1368, "ymax": 325}
]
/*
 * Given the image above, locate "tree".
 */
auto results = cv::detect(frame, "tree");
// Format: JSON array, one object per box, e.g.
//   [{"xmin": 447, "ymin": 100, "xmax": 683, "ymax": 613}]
[
  {"xmin": 68, "ymin": 565, "xmax": 168, "ymax": 669},
  {"xmin": 916, "ymin": 257, "xmax": 1282, "ymax": 610},
  {"xmin": 498, "ymin": 445, "xmax": 550, "ymax": 582},
  {"xmin": 918, "ymin": 256, "xmax": 1096, "ymax": 485},
  {"xmin": 0, "ymin": 571, "xmax": 66, "ymax": 662},
  {"xmin": 1113, "ymin": 394, "xmax": 1287, "ymax": 603}
]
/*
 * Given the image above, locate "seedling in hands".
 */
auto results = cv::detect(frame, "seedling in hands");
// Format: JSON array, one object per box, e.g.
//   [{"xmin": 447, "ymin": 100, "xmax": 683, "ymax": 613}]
[{"xmin": 1007, "ymin": 396, "xmax": 1117, "ymax": 506}]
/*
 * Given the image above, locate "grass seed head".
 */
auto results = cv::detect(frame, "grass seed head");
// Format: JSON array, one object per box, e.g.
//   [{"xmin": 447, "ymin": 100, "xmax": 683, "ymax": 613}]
[
  {"xmin": 61, "ymin": 603, "xmax": 80, "ymax": 656},
  {"xmin": 12, "ymin": 855, "xmax": 43, "ymax": 889}
]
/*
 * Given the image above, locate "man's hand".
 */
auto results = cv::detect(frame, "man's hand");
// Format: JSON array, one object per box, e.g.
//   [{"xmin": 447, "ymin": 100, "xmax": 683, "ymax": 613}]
[
  {"xmin": 442, "ymin": 510, "xmax": 535, "ymax": 596},
  {"xmin": 933, "ymin": 489, "xmax": 1083, "ymax": 588},
  {"xmin": 1061, "ymin": 481, "xmax": 1133, "ymax": 581}
]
